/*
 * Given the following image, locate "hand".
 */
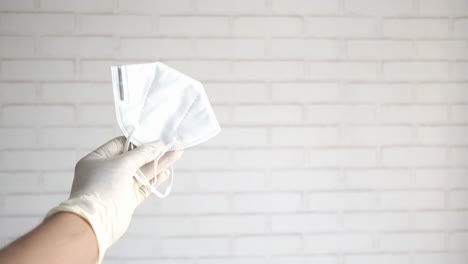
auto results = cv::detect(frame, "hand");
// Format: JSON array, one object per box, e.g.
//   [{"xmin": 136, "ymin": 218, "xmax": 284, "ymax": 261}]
[{"xmin": 47, "ymin": 136, "xmax": 183, "ymax": 263}]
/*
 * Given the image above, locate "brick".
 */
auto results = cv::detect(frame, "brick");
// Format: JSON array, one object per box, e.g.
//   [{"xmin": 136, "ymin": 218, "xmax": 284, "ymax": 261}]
[
  {"xmin": 343, "ymin": 83, "xmax": 413, "ymax": 103},
  {"xmin": 308, "ymin": 192, "xmax": 377, "ymax": 211},
  {"xmin": 309, "ymin": 148, "xmax": 378, "ymax": 168},
  {"xmin": 272, "ymin": 82, "xmax": 339, "ymax": 103},
  {"xmin": 306, "ymin": 105, "xmax": 376, "ymax": 124},
  {"xmin": 117, "ymin": 0, "xmax": 192, "ymax": 13},
  {"xmin": 347, "ymin": 40, "xmax": 414, "ymax": 59},
  {"xmin": 233, "ymin": 149, "xmax": 304, "ymax": 169},
  {"xmin": 234, "ymin": 236, "xmax": 301, "ymax": 255},
  {"xmin": 417, "ymin": 126, "xmax": 468, "ymax": 145},
  {"xmin": 0, "ymin": 173, "xmax": 40, "ymax": 193},
  {"xmin": 0, "ymin": 0, "xmax": 34, "ymax": 11},
  {"xmin": 0, "ymin": 14, "xmax": 74, "ymax": 34},
  {"xmin": 342, "ymin": 126, "xmax": 413, "ymax": 146},
  {"xmin": 414, "ymin": 253, "xmax": 468, "ymax": 264},
  {"xmin": 270, "ymin": 169, "xmax": 341, "ymax": 190},
  {"xmin": 41, "ymin": 82, "xmax": 112, "ymax": 103},
  {"xmin": 272, "ymin": 213, "xmax": 339, "ymax": 232},
  {"xmin": 419, "ymin": 0, "xmax": 467, "ymax": 15},
  {"xmin": 79, "ymin": 15, "xmax": 152, "ymax": 35},
  {"xmin": 204, "ymin": 127, "xmax": 268, "ymax": 147},
  {"xmin": 345, "ymin": 255, "xmax": 410, "ymax": 264},
  {"xmin": 452, "ymin": 62, "xmax": 468, "ymax": 81},
  {"xmin": 414, "ymin": 169, "xmax": 468, "ymax": 188},
  {"xmin": 176, "ymin": 149, "xmax": 231, "ymax": 169},
  {"xmin": 2, "ymin": 60, "xmax": 74, "ymax": 81},
  {"xmin": 383, "ymin": 18, "xmax": 449, "ymax": 38},
  {"xmin": 207, "ymin": 126, "xmax": 268, "ymax": 146},
  {"xmin": 234, "ymin": 193, "xmax": 302, "ymax": 212},
  {"xmin": 0, "ymin": 217, "xmax": 40, "ymax": 237},
  {"xmin": 413, "ymin": 211, "xmax": 468, "ymax": 230},
  {"xmin": 162, "ymin": 237, "xmax": 229, "ymax": 257},
  {"xmin": 309, "ymin": 62, "xmax": 378, "ymax": 81},
  {"xmin": 0, "ymin": 128, "xmax": 36, "ymax": 148},
  {"xmin": 128, "ymin": 216, "xmax": 196, "ymax": 236},
  {"xmin": 345, "ymin": 169, "xmax": 411, "ymax": 189},
  {"xmin": 200, "ymin": 258, "xmax": 265, "ymax": 264},
  {"xmin": 106, "ymin": 238, "xmax": 154, "ymax": 258},
  {"xmin": 454, "ymin": 18, "xmax": 468, "ymax": 37},
  {"xmin": 448, "ymin": 232, "xmax": 468, "ymax": 250},
  {"xmin": 160, "ymin": 16, "xmax": 229, "ymax": 36},
  {"xmin": 382, "ymin": 147, "xmax": 448, "ymax": 166},
  {"xmin": 79, "ymin": 60, "xmax": 117, "ymax": 81},
  {"xmin": 383, "ymin": 62, "xmax": 449, "ymax": 81},
  {"xmin": 272, "ymin": 0, "xmax": 340, "ymax": 14},
  {"xmin": 198, "ymin": 215, "xmax": 267, "ymax": 234},
  {"xmin": 197, "ymin": 0, "xmax": 267, "ymax": 14},
  {"xmin": 40, "ymin": 0, "xmax": 114, "ymax": 11},
  {"xmin": 416, "ymin": 83, "xmax": 468, "ymax": 103},
  {"xmin": 234, "ymin": 17, "xmax": 302, "ymax": 36},
  {"xmin": 345, "ymin": 0, "xmax": 413, "ymax": 15},
  {"xmin": 344, "ymin": 212, "xmax": 409, "ymax": 231},
  {"xmin": 40, "ymin": 127, "xmax": 118, "ymax": 149},
  {"xmin": 197, "ymin": 38, "xmax": 265, "ymax": 59},
  {"xmin": 380, "ymin": 191, "xmax": 445, "ymax": 210},
  {"xmin": 120, "ymin": 38, "xmax": 194, "ymax": 59},
  {"xmin": 165, "ymin": 60, "xmax": 232, "ymax": 81},
  {"xmin": 305, "ymin": 234, "xmax": 373, "ymax": 253},
  {"xmin": 3, "ymin": 105, "xmax": 75, "ymax": 126},
  {"xmin": 272, "ymin": 256, "xmax": 339, "ymax": 264},
  {"xmin": 77, "ymin": 105, "xmax": 115, "ymax": 125},
  {"xmin": 204, "ymin": 82, "xmax": 270, "ymax": 103},
  {"xmin": 212, "ymin": 105, "xmax": 232, "ymax": 123},
  {"xmin": 38, "ymin": 37, "xmax": 116, "ymax": 58},
  {"xmin": 380, "ymin": 233, "xmax": 445, "ymax": 251},
  {"xmin": 380, "ymin": 105, "xmax": 448, "ymax": 124},
  {"xmin": 271, "ymin": 39, "xmax": 340, "ymax": 59},
  {"xmin": 197, "ymin": 171, "xmax": 266, "ymax": 192},
  {"xmin": 449, "ymin": 190, "xmax": 468, "ymax": 209},
  {"xmin": 417, "ymin": 40, "xmax": 467, "ymax": 60},
  {"xmin": 0, "ymin": 36, "xmax": 34, "ymax": 58},
  {"xmin": 450, "ymin": 105, "xmax": 468, "ymax": 123},
  {"xmin": 306, "ymin": 17, "xmax": 376, "ymax": 37},
  {"xmin": 3, "ymin": 194, "xmax": 67, "ymax": 215},
  {"xmin": 154, "ymin": 194, "xmax": 229, "ymax": 214},
  {"xmin": 42, "ymin": 171, "xmax": 73, "ymax": 192},
  {"xmin": 0, "ymin": 150, "xmax": 76, "ymax": 170},
  {"xmin": 233, "ymin": 105, "xmax": 302, "ymax": 124},
  {"xmin": 234, "ymin": 61, "xmax": 305, "ymax": 81},
  {"xmin": 449, "ymin": 147, "xmax": 467, "ymax": 166},
  {"xmin": 0, "ymin": 83, "xmax": 36, "ymax": 102},
  {"xmin": 271, "ymin": 127, "xmax": 339, "ymax": 146}
]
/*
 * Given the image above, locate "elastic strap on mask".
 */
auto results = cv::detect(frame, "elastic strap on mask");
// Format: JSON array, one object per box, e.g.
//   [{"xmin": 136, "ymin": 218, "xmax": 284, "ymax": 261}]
[{"xmin": 123, "ymin": 128, "xmax": 175, "ymax": 199}]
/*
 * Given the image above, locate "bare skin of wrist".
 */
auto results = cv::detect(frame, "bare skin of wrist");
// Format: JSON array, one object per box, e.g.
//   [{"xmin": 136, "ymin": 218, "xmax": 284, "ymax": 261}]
[{"xmin": 0, "ymin": 212, "xmax": 98, "ymax": 264}]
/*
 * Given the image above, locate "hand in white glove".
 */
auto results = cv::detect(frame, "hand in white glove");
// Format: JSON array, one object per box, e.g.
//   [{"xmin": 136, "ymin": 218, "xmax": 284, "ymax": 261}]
[{"xmin": 47, "ymin": 136, "xmax": 183, "ymax": 263}]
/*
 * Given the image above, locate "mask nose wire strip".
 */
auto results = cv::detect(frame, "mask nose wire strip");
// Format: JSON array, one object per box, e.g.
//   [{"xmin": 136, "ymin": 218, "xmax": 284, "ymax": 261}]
[{"xmin": 123, "ymin": 128, "xmax": 175, "ymax": 198}]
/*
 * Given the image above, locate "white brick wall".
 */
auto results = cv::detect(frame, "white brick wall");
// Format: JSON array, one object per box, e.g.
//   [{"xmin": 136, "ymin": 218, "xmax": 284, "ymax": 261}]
[{"xmin": 0, "ymin": 1, "xmax": 467, "ymax": 264}]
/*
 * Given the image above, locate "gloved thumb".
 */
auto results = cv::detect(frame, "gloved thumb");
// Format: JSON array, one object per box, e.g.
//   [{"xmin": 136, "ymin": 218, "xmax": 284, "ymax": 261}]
[{"xmin": 121, "ymin": 141, "xmax": 166, "ymax": 171}]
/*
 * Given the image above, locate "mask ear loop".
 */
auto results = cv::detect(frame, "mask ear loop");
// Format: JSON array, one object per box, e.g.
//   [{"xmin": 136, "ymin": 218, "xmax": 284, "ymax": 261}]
[{"xmin": 123, "ymin": 128, "xmax": 175, "ymax": 199}]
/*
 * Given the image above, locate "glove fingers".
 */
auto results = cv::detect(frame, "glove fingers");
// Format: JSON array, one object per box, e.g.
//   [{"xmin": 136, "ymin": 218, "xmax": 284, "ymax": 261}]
[
  {"xmin": 137, "ymin": 169, "xmax": 171, "ymax": 201},
  {"xmin": 121, "ymin": 141, "xmax": 166, "ymax": 171},
  {"xmin": 139, "ymin": 150, "xmax": 183, "ymax": 183},
  {"xmin": 88, "ymin": 136, "xmax": 126, "ymax": 159}
]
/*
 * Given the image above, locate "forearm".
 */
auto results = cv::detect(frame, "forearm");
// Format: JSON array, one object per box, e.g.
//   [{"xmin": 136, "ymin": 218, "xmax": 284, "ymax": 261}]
[{"xmin": 0, "ymin": 212, "xmax": 98, "ymax": 264}]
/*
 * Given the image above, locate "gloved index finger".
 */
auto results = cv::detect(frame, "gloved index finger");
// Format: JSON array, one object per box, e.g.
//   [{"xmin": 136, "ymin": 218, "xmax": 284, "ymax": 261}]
[{"xmin": 89, "ymin": 136, "xmax": 126, "ymax": 159}]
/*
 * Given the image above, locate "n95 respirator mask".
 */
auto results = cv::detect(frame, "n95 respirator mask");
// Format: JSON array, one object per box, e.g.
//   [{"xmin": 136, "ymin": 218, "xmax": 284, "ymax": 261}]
[{"xmin": 111, "ymin": 62, "xmax": 221, "ymax": 198}]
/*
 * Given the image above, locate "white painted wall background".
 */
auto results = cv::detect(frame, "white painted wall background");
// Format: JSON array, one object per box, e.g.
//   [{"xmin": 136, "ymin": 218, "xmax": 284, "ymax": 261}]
[{"xmin": 0, "ymin": 0, "xmax": 467, "ymax": 263}]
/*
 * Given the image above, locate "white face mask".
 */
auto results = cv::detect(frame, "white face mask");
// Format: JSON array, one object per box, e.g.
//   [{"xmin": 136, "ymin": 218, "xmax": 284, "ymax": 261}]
[{"xmin": 110, "ymin": 62, "xmax": 221, "ymax": 198}]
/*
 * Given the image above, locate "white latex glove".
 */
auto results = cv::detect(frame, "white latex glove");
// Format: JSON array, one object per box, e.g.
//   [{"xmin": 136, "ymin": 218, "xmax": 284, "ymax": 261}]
[{"xmin": 47, "ymin": 136, "xmax": 183, "ymax": 263}]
